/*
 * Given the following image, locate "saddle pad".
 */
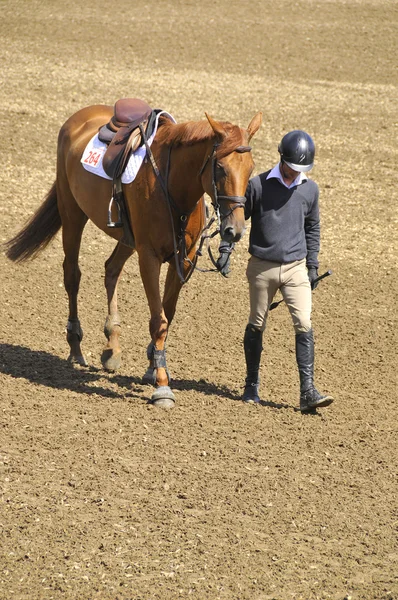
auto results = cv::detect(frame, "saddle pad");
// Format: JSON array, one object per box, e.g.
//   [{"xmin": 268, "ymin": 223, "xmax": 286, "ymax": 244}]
[{"xmin": 80, "ymin": 110, "xmax": 176, "ymax": 183}]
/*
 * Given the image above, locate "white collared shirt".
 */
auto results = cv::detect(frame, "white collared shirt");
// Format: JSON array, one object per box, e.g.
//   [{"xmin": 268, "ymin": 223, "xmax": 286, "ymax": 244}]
[{"xmin": 266, "ymin": 163, "xmax": 308, "ymax": 189}]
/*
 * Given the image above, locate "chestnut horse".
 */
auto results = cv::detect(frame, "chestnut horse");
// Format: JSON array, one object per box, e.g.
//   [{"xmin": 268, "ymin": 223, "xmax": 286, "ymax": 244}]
[{"xmin": 4, "ymin": 101, "xmax": 262, "ymax": 407}]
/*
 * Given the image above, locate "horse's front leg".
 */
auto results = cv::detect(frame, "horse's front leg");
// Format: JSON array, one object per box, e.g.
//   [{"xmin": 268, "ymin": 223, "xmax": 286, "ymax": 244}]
[
  {"xmin": 139, "ymin": 250, "xmax": 175, "ymax": 408},
  {"xmin": 142, "ymin": 259, "xmax": 185, "ymax": 387},
  {"xmin": 102, "ymin": 242, "xmax": 135, "ymax": 371}
]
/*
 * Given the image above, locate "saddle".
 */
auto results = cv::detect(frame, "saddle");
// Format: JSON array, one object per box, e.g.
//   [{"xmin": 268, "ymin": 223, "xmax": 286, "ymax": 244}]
[
  {"xmin": 98, "ymin": 98, "xmax": 157, "ymax": 246},
  {"xmin": 99, "ymin": 98, "xmax": 156, "ymax": 180}
]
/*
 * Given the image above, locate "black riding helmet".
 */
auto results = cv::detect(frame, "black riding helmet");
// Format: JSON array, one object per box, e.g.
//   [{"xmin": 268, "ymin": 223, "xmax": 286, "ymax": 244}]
[{"xmin": 278, "ymin": 130, "xmax": 315, "ymax": 172}]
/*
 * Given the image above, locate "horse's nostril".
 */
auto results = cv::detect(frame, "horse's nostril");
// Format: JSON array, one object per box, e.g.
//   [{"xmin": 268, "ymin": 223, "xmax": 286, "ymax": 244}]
[
  {"xmin": 222, "ymin": 226, "xmax": 243, "ymax": 243},
  {"xmin": 223, "ymin": 226, "xmax": 234, "ymax": 239}
]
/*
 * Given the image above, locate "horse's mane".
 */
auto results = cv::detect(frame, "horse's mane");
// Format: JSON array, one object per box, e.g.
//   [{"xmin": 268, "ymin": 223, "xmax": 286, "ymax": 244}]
[{"xmin": 157, "ymin": 116, "xmax": 245, "ymax": 159}]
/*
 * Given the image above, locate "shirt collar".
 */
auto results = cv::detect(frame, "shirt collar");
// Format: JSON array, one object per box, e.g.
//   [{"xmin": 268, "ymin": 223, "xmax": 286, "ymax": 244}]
[{"xmin": 266, "ymin": 163, "xmax": 308, "ymax": 189}]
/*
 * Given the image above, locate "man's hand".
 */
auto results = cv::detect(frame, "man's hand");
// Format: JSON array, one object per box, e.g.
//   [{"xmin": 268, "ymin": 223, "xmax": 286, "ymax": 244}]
[
  {"xmin": 307, "ymin": 266, "xmax": 319, "ymax": 290},
  {"xmin": 216, "ymin": 241, "xmax": 235, "ymax": 277}
]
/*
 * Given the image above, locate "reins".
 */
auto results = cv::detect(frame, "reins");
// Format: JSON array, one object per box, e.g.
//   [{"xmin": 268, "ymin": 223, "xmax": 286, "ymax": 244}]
[
  {"xmin": 140, "ymin": 124, "xmax": 198, "ymax": 284},
  {"xmin": 140, "ymin": 124, "xmax": 251, "ymax": 284}
]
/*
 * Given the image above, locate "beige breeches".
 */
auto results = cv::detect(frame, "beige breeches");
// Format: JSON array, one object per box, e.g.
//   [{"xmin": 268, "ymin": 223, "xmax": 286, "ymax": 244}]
[{"xmin": 246, "ymin": 256, "xmax": 312, "ymax": 333}]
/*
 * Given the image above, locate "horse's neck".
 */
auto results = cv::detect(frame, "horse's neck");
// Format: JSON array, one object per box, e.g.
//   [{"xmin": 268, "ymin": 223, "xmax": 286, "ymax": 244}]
[{"xmin": 167, "ymin": 141, "xmax": 208, "ymax": 212}]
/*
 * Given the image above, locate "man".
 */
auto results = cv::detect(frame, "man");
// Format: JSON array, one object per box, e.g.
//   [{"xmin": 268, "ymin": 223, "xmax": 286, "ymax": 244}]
[{"xmin": 217, "ymin": 130, "xmax": 333, "ymax": 412}]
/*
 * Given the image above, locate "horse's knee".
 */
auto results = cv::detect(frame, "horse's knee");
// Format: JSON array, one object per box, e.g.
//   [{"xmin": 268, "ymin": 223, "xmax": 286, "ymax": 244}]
[{"xmin": 149, "ymin": 316, "xmax": 168, "ymax": 342}]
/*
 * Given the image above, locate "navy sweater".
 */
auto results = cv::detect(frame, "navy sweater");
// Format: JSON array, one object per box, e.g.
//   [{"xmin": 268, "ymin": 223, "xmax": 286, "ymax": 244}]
[{"xmin": 244, "ymin": 171, "xmax": 320, "ymax": 268}]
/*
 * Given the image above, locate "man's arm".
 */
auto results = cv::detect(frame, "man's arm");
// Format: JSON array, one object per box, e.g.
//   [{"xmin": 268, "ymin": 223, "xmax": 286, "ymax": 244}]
[
  {"xmin": 304, "ymin": 185, "xmax": 320, "ymax": 269},
  {"xmin": 304, "ymin": 185, "xmax": 321, "ymax": 288}
]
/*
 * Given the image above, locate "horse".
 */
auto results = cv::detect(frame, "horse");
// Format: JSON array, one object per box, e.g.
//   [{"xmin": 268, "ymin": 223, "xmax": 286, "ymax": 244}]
[{"xmin": 4, "ymin": 99, "xmax": 262, "ymax": 407}]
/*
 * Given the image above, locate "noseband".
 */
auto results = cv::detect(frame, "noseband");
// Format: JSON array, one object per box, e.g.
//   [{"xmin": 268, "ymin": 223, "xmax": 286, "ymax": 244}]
[{"xmin": 199, "ymin": 143, "xmax": 252, "ymax": 219}]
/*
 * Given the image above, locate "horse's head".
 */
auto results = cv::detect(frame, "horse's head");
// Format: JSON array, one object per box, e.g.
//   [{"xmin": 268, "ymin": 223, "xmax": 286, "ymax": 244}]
[{"xmin": 201, "ymin": 111, "xmax": 262, "ymax": 243}]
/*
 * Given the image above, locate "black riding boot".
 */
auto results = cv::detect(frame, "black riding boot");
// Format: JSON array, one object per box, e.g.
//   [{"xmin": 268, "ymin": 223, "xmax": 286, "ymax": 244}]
[
  {"xmin": 242, "ymin": 324, "xmax": 263, "ymax": 403},
  {"xmin": 296, "ymin": 329, "xmax": 334, "ymax": 412}
]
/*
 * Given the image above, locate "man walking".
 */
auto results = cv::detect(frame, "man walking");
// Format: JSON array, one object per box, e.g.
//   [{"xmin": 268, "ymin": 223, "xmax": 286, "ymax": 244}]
[{"xmin": 219, "ymin": 130, "xmax": 334, "ymax": 412}]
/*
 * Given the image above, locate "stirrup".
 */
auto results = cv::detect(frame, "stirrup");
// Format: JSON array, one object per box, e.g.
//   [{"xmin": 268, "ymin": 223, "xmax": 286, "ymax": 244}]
[{"xmin": 107, "ymin": 195, "xmax": 123, "ymax": 228}]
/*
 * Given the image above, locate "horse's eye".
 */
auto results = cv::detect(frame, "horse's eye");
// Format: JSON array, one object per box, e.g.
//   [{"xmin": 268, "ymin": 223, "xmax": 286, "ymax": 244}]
[{"xmin": 215, "ymin": 163, "xmax": 226, "ymax": 180}]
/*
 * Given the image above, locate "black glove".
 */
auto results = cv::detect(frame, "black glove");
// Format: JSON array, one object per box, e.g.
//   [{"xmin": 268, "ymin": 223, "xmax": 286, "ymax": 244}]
[
  {"xmin": 307, "ymin": 266, "xmax": 319, "ymax": 290},
  {"xmin": 216, "ymin": 241, "xmax": 235, "ymax": 277}
]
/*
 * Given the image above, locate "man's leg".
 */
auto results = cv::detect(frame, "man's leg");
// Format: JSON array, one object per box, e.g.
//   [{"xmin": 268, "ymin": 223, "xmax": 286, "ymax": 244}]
[
  {"xmin": 242, "ymin": 324, "xmax": 263, "ymax": 403},
  {"xmin": 243, "ymin": 257, "xmax": 279, "ymax": 403},
  {"xmin": 295, "ymin": 329, "xmax": 334, "ymax": 411},
  {"xmin": 282, "ymin": 260, "xmax": 334, "ymax": 412}
]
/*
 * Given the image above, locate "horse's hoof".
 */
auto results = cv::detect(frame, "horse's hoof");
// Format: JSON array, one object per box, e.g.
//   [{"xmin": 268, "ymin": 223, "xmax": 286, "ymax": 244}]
[
  {"xmin": 152, "ymin": 397, "xmax": 176, "ymax": 409},
  {"xmin": 101, "ymin": 349, "xmax": 122, "ymax": 371},
  {"xmin": 68, "ymin": 354, "xmax": 88, "ymax": 367},
  {"xmin": 150, "ymin": 386, "xmax": 175, "ymax": 408},
  {"xmin": 142, "ymin": 367, "xmax": 156, "ymax": 385}
]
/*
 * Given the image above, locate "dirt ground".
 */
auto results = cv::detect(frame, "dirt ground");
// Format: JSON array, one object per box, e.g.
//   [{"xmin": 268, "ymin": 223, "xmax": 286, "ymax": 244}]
[{"xmin": 0, "ymin": 1, "xmax": 397, "ymax": 599}]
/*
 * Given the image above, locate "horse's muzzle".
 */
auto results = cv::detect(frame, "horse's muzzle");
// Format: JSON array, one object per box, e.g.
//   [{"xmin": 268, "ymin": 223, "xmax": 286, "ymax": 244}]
[
  {"xmin": 221, "ymin": 223, "xmax": 245, "ymax": 243},
  {"xmin": 217, "ymin": 194, "xmax": 247, "ymax": 243}
]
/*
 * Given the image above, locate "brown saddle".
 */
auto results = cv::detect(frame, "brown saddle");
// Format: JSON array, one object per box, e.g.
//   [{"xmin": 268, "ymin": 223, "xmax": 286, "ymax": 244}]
[{"xmin": 99, "ymin": 98, "xmax": 154, "ymax": 180}]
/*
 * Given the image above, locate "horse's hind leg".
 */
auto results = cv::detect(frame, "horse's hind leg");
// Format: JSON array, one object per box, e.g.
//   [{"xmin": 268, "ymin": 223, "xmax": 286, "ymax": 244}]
[
  {"xmin": 102, "ymin": 241, "xmax": 135, "ymax": 371},
  {"xmin": 58, "ymin": 196, "xmax": 88, "ymax": 366}
]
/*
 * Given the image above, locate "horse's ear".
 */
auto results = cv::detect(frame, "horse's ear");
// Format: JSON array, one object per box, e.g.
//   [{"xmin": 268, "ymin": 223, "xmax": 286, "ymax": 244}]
[
  {"xmin": 205, "ymin": 112, "xmax": 226, "ymax": 142},
  {"xmin": 247, "ymin": 111, "xmax": 263, "ymax": 141}
]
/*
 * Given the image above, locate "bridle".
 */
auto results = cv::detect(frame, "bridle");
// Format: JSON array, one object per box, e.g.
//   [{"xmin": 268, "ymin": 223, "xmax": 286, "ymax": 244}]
[
  {"xmin": 199, "ymin": 142, "xmax": 252, "ymax": 222},
  {"xmin": 191, "ymin": 142, "xmax": 252, "ymax": 278},
  {"xmin": 140, "ymin": 126, "xmax": 252, "ymax": 284}
]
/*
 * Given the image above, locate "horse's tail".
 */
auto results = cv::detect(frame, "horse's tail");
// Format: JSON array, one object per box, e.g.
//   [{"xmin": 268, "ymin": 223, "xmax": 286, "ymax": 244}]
[{"xmin": 4, "ymin": 182, "xmax": 62, "ymax": 263}]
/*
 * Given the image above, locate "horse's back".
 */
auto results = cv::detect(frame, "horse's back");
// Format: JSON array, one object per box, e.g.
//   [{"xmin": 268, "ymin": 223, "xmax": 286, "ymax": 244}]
[{"xmin": 59, "ymin": 104, "xmax": 113, "ymax": 150}]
